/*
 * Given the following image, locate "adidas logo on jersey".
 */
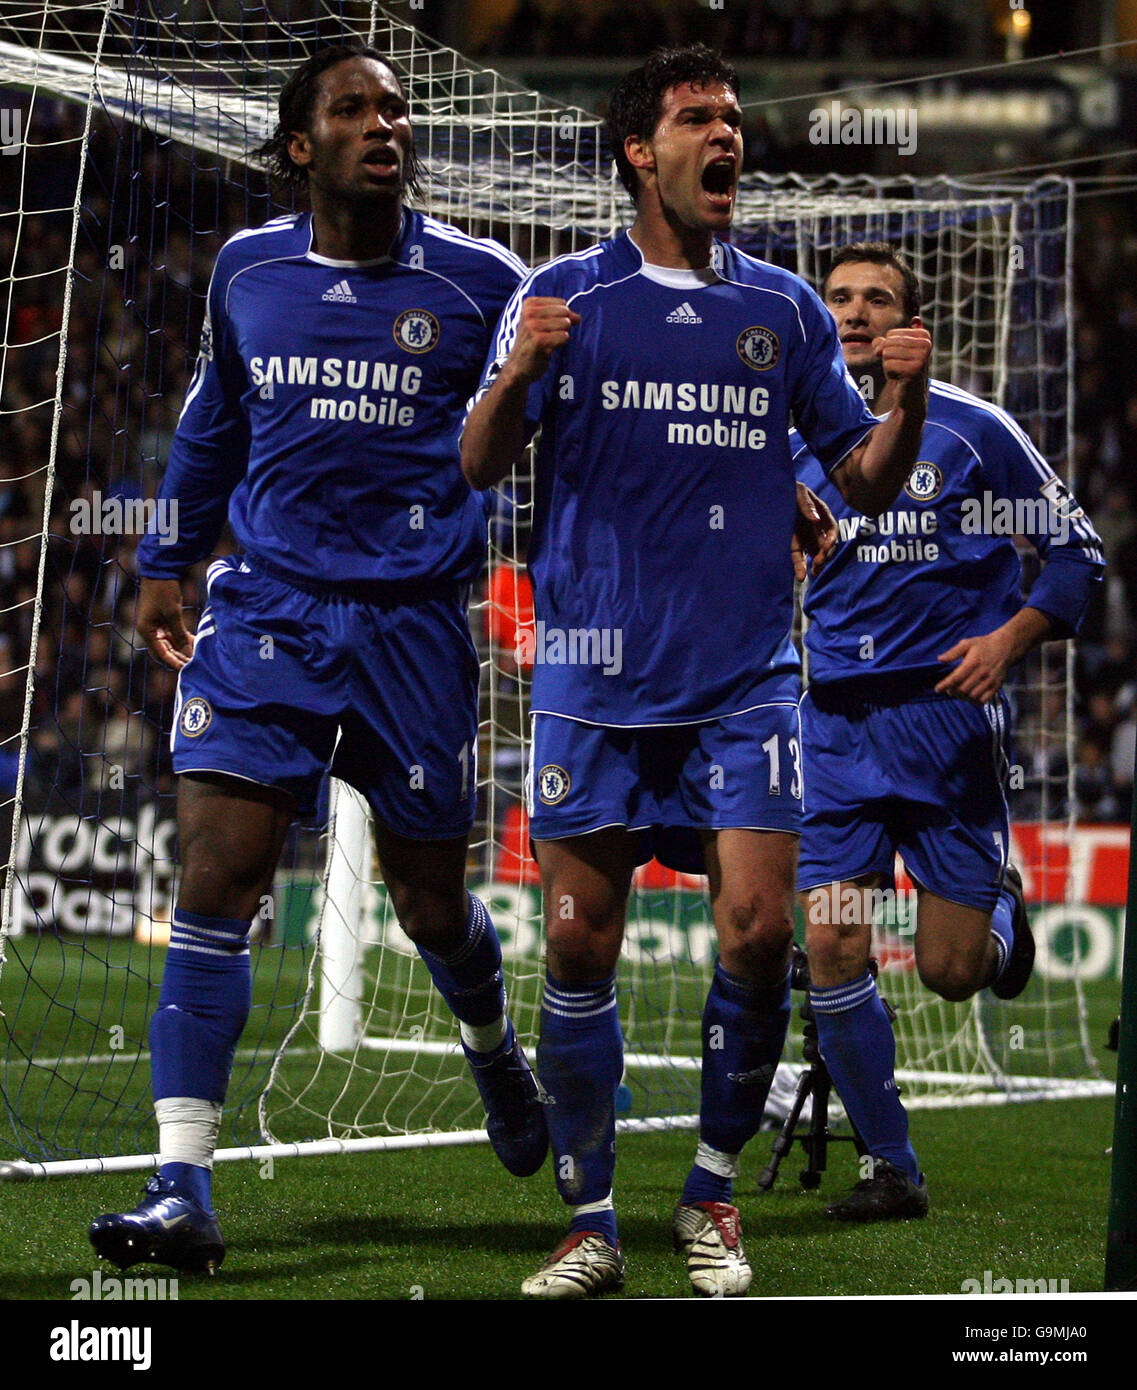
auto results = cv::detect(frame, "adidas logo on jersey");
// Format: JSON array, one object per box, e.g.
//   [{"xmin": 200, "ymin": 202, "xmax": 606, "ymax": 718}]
[
  {"xmin": 666, "ymin": 301, "xmax": 702, "ymax": 324},
  {"xmin": 321, "ymin": 278, "xmax": 357, "ymax": 304}
]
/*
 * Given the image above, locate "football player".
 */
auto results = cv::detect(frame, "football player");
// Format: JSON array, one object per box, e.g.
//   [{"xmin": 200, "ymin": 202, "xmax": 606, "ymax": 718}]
[
  {"xmin": 793, "ymin": 242, "xmax": 1103, "ymax": 1221},
  {"xmin": 89, "ymin": 45, "xmax": 544, "ymax": 1276},
  {"xmin": 462, "ymin": 46, "xmax": 931, "ymax": 1297}
]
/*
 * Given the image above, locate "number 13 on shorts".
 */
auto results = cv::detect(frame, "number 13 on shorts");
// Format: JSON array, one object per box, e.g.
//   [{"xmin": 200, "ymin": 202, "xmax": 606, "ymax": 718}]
[{"xmin": 762, "ymin": 730, "xmax": 802, "ymax": 800}]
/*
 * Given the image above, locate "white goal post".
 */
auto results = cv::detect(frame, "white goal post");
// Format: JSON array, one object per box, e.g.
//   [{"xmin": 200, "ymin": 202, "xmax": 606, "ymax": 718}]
[{"xmin": 0, "ymin": 1, "xmax": 1108, "ymax": 1182}]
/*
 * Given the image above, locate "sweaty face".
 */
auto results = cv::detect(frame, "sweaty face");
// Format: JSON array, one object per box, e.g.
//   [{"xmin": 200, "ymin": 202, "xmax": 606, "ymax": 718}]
[
  {"xmin": 633, "ymin": 81, "xmax": 742, "ymax": 232},
  {"xmin": 287, "ymin": 56, "xmax": 412, "ymax": 203},
  {"xmin": 824, "ymin": 261, "xmax": 910, "ymax": 371}
]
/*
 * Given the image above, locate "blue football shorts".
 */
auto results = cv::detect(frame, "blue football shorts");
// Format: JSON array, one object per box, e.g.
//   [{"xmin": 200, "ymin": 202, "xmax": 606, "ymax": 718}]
[
  {"xmin": 527, "ymin": 701, "xmax": 803, "ymax": 874},
  {"xmin": 795, "ymin": 683, "xmax": 1012, "ymax": 911},
  {"xmin": 171, "ymin": 557, "xmax": 479, "ymax": 838}
]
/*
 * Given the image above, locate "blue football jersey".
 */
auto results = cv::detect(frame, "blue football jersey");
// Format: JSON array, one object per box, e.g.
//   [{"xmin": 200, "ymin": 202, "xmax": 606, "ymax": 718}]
[
  {"xmin": 472, "ymin": 232, "xmax": 878, "ymax": 725},
  {"xmin": 138, "ymin": 210, "xmax": 525, "ymax": 585},
  {"xmin": 793, "ymin": 379, "xmax": 1105, "ymax": 687}
]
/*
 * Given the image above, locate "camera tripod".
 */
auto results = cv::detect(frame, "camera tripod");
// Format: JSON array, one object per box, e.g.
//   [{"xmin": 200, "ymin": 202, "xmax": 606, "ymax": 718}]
[{"xmin": 758, "ymin": 946, "xmax": 893, "ymax": 1192}]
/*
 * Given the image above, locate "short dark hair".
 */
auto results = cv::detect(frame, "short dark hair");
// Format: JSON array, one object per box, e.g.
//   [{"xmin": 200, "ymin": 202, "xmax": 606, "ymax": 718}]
[
  {"xmin": 605, "ymin": 44, "xmax": 739, "ymax": 205},
  {"xmin": 823, "ymin": 242, "xmax": 921, "ymax": 320},
  {"xmin": 256, "ymin": 44, "xmax": 424, "ymax": 200}
]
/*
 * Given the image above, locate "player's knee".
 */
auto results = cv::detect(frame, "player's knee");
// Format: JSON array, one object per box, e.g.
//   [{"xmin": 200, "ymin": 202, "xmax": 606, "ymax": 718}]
[
  {"xmin": 718, "ymin": 896, "xmax": 793, "ymax": 971},
  {"xmin": 177, "ymin": 839, "xmax": 273, "ymax": 922},
  {"xmin": 804, "ymin": 920, "xmax": 865, "ymax": 981},
  {"xmin": 803, "ymin": 928, "xmax": 838, "ymax": 980},
  {"xmin": 390, "ymin": 884, "xmax": 468, "ymax": 950},
  {"xmin": 918, "ymin": 955, "xmax": 982, "ymax": 1003},
  {"xmin": 544, "ymin": 882, "xmax": 624, "ymax": 938},
  {"xmin": 178, "ymin": 799, "xmax": 284, "ymax": 908},
  {"xmin": 722, "ymin": 895, "xmax": 792, "ymax": 944},
  {"xmin": 545, "ymin": 904, "xmax": 623, "ymax": 982}
]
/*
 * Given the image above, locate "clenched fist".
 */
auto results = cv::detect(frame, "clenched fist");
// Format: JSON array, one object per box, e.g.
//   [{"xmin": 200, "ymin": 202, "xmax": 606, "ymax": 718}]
[
  {"xmin": 505, "ymin": 297, "xmax": 582, "ymax": 386},
  {"xmin": 875, "ymin": 315, "xmax": 931, "ymax": 387}
]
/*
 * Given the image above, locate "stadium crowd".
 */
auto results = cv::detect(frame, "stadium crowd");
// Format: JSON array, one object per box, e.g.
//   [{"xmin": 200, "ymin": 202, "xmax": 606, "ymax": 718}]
[
  {"xmin": 477, "ymin": 0, "xmax": 964, "ymax": 62},
  {"xmin": 0, "ymin": 64, "xmax": 1133, "ymax": 830}
]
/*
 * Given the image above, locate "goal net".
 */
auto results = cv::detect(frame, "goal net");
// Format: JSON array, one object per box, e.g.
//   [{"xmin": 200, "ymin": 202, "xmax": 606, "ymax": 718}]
[{"xmin": 0, "ymin": 1, "xmax": 1108, "ymax": 1180}]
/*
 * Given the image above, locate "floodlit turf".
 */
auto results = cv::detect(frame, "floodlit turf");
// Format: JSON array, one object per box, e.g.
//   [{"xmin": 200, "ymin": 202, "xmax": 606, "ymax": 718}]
[
  {"xmin": 0, "ymin": 1095, "xmax": 1117, "ymax": 1300},
  {"xmin": 0, "ymin": 927, "xmax": 1122, "ymax": 1300},
  {"xmin": 0, "ymin": 984, "xmax": 1121, "ymax": 1301}
]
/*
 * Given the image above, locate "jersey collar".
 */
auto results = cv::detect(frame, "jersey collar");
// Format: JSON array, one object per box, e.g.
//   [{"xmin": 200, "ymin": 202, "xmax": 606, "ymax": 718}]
[
  {"xmin": 619, "ymin": 228, "xmax": 727, "ymax": 283},
  {"xmin": 303, "ymin": 207, "xmax": 415, "ymax": 268}
]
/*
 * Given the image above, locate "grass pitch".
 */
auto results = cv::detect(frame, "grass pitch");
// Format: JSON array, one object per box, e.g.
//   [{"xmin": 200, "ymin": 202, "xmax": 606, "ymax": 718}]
[
  {"xmin": 0, "ymin": 1009, "xmax": 1120, "ymax": 1301},
  {"xmin": 0, "ymin": 1095, "xmax": 1116, "ymax": 1301},
  {"xmin": 0, "ymin": 926, "xmax": 1121, "ymax": 1300}
]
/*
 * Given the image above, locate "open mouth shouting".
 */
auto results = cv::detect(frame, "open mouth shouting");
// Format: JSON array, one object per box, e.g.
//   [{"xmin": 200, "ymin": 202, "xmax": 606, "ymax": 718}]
[{"xmin": 701, "ymin": 156, "xmax": 737, "ymax": 210}]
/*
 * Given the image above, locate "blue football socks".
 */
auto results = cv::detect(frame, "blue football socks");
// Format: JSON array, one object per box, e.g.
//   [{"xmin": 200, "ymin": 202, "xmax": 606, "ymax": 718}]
[
  {"xmin": 538, "ymin": 973, "xmax": 623, "ymax": 1247},
  {"xmin": 682, "ymin": 961, "xmax": 791, "ymax": 1206},
  {"xmin": 151, "ymin": 908, "xmax": 253, "ymax": 1210},
  {"xmin": 810, "ymin": 970, "xmax": 920, "ymax": 1183},
  {"xmin": 417, "ymin": 894, "xmax": 507, "ymax": 1028},
  {"xmin": 989, "ymin": 888, "xmax": 1016, "ymax": 984}
]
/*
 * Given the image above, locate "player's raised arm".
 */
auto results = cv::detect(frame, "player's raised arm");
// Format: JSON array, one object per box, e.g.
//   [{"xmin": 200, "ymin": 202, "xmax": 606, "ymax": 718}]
[
  {"xmin": 461, "ymin": 295, "xmax": 580, "ymax": 490},
  {"xmin": 828, "ymin": 318, "xmax": 931, "ymax": 516}
]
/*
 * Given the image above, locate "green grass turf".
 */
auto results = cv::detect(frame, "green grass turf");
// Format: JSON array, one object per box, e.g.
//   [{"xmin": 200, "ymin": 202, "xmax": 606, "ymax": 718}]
[
  {"xmin": 0, "ymin": 1096, "xmax": 1116, "ymax": 1300},
  {"xmin": 0, "ymin": 980, "xmax": 1121, "ymax": 1300},
  {"xmin": 0, "ymin": 920, "xmax": 1122, "ymax": 1299}
]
